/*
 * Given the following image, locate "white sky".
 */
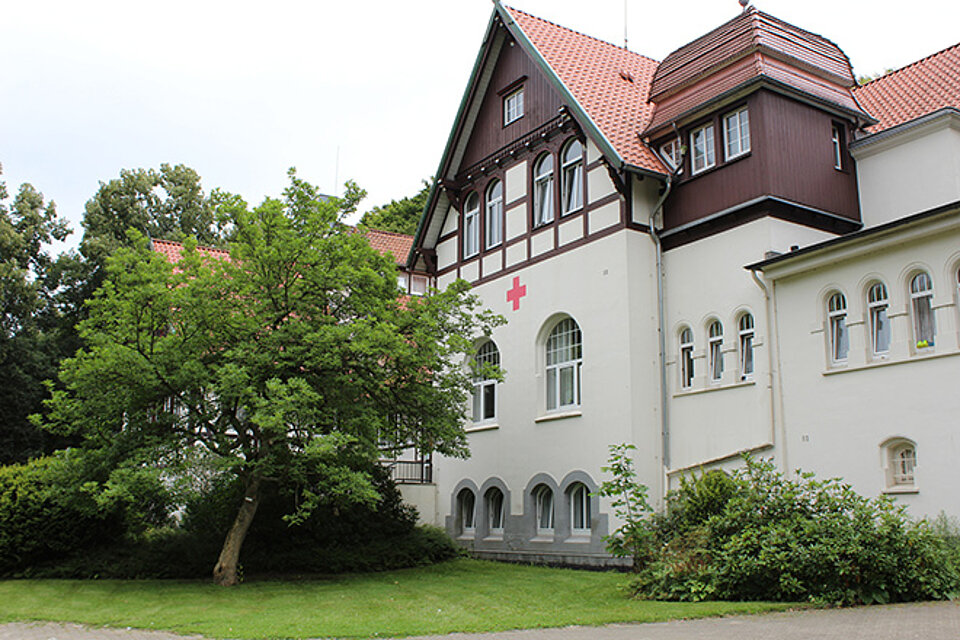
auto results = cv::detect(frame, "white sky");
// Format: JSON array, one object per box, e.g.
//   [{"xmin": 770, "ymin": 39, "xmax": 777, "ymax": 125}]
[{"xmin": 2, "ymin": 0, "xmax": 957, "ymax": 250}]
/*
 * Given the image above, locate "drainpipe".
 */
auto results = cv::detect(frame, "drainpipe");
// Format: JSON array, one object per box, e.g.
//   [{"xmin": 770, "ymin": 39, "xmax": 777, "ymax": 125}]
[
  {"xmin": 647, "ymin": 125, "xmax": 683, "ymax": 500},
  {"xmin": 749, "ymin": 268, "xmax": 788, "ymax": 474}
]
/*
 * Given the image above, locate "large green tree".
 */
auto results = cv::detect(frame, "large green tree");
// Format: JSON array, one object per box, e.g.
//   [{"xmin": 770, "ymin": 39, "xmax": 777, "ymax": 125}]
[
  {"xmin": 0, "ymin": 167, "xmax": 77, "ymax": 463},
  {"xmin": 359, "ymin": 179, "xmax": 430, "ymax": 236},
  {"xmin": 40, "ymin": 170, "xmax": 502, "ymax": 586}
]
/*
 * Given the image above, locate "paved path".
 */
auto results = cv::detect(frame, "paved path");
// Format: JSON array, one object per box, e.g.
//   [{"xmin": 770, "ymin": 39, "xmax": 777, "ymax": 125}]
[{"xmin": 2, "ymin": 601, "xmax": 958, "ymax": 639}]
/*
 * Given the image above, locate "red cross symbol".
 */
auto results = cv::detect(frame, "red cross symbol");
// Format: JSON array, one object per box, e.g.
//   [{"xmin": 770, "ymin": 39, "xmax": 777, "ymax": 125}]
[{"xmin": 506, "ymin": 276, "xmax": 527, "ymax": 311}]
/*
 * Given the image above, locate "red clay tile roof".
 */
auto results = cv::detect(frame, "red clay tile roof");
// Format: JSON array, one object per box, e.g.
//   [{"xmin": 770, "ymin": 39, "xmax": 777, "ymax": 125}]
[
  {"xmin": 151, "ymin": 238, "xmax": 231, "ymax": 263},
  {"xmin": 502, "ymin": 6, "xmax": 666, "ymax": 174},
  {"xmin": 853, "ymin": 42, "xmax": 960, "ymax": 133},
  {"xmin": 363, "ymin": 229, "xmax": 414, "ymax": 266},
  {"xmin": 646, "ymin": 8, "xmax": 865, "ymax": 134}
]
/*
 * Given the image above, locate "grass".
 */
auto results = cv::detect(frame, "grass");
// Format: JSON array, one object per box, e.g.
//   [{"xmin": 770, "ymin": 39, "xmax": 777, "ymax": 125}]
[{"xmin": 0, "ymin": 559, "xmax": 799, "ymax": 639}]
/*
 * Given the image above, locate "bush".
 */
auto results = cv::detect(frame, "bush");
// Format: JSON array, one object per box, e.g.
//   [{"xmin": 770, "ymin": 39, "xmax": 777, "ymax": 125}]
[{"xmin": 601, "ymin": 451, "xmax": 960, "ymax": 604}]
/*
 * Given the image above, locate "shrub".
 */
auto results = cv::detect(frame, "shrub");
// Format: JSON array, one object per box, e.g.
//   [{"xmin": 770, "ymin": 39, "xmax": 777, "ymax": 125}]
[{"xmin": 599, "ymin": 448, "xmax": 960, "ymax": 604}]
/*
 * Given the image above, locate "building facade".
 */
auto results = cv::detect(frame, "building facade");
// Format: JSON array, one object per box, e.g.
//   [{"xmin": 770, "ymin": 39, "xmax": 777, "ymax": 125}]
[{"xmin": 403, "ymin": 3, "xmax": 960, "ymax": 564}]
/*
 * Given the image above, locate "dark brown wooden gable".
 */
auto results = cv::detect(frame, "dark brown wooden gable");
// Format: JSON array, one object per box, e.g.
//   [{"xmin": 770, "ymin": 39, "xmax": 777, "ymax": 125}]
[{"xmin": 458, "ymin": 32, "xmax": 565, "ymax": 172}]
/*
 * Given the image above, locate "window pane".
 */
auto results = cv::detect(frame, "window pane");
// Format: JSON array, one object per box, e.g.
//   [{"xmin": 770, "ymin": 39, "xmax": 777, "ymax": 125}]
[
  {"xmin": 559, "ymin": 365, "xmax": 574, "ymax": 406},
  {"xmin": 482, "ymin": 383, "xmax": 496, "ymax": 420},
  {"xmin": 832, "ymin": 316, "xmax": 849, "ymax": 361},
  {"xmin": 872, "ymin": 306, "xmax": 890, "ymax": 354},
  {"xmin": 546, "ymin": 367, "xmax": 557, "ymax": 410},
  {"xmin": 741, "ymin": 334, "xmax": 754, "ymax": 377}
]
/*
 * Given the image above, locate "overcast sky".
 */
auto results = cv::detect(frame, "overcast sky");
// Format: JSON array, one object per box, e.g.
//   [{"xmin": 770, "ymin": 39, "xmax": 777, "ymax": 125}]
[{"xmin": 2, "ymin": 0, "xmax": 957, "ymax": 250}]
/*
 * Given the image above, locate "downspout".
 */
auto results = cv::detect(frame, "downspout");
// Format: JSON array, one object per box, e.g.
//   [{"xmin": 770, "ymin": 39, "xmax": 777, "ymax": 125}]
[
  {"xmin": 749, "ymin": 268, "xmax": 788, "ymax": 473},
  {"xmin": 647, "ymin": 125, "xmax": 683, "ymax": 499}
]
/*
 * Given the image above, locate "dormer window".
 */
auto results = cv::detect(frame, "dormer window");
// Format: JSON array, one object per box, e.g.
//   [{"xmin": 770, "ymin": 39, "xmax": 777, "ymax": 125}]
[
  {"xmin": 723, "ymin": 107, "xmax": 750, "ymax": 160},
  {"xmin": 690, "ymin": 123, "xmax": 716, "ymax": 174},
  {"xmin": 504, "ymin": 87, "xmax": 524, "ymax": 126},
  {"xmin": 660, "ymin": 138, "xmax": 682, "ymax": 172}
]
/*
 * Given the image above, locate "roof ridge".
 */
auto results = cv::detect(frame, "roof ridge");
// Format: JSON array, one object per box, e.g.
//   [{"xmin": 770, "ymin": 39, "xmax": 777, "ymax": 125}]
[
  {"xmin": 503, "ymin": 4, "xmax": 660, "ymax": 65},
  {"xmin": 856, "ymin": 41, "xmax": 960, "ymax": 89},
  {"xmin": 364, "ymin": 228, "xmax": 415, "ymax": 239},
  {"xmin": 151, "ymin": 237, "xmax": 230, "ymax": 253}
]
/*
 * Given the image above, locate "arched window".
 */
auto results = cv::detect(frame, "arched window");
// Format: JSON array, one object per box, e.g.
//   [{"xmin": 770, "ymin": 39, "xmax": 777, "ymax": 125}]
[
  {"xmin": 472, "ymin": 341, "xmax": 499, "ymax": 423},
  {"xmin": 708, "ymin": 320, "xmax": 723, "ymax": 382},
  {"xmin": 534, "ymin": 485, "xmax": 554, "ymax": 533},
  {"xmin": 457, "ymin": 489, "xmax": 476, "ymax": 534},
  {"xmin": 882, "ymin": 439, "xmax": 917, "ymax": 490},
  {"xmin": 738, "ymin": 314, "xmax": 754, "ymax": 380},
  {"xmin": 569, "ymin": 483, "xmax": 591, "ymax": 533},
  {"xmin": 485, "ymin": 487, "xmax": 504, "ymax": 533},
  {"xmin": 910, "ymin": 272, "xmax": 935, "ymax": 348},
  {"xmin": 868, "ymin": 282, "xmax": 891, "ymax": 355},
  {"xmin": 679, "ymin": 327, "xmax": 694, "ymax": 389},
  {"xmin": 561, "ymin": 139, "xmax": 583, "ymax": 214},
  {"xmin": 462, "ymin": 192, "xmax": 480, "ymax": 258},
  {"xmin": 485, "ymin": 180, "xmax": 503, "ymax": 249},
  {"xmin": 827, "ymin": 292, "xmax": 849, "ymax": 363},
  {"xmin": 546, "ymin": 318, "xmax": 582, "ymax": 411},
  {"xmin": 533, "ymin": 154, "xmax": 554, "ymax": 226}
]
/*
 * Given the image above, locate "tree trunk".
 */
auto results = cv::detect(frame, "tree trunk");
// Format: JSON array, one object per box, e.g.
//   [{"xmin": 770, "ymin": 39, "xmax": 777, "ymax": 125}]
[{"xmin": 212, "ymin": 474, "xmax": 262, "ymax": 586}]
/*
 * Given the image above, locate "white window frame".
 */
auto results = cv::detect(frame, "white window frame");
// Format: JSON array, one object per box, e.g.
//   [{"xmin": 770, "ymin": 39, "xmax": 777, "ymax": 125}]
[
  {"xmin": 533, "ymin": 154, "xmax": 555, "ymax": 226},
  {"xmin": 397, "ymin": 273, "xmax": 408, "ymax": 292},
  {"xmin": 832, "ymin": 124, "xmax": 843, "ymax": 170},
  {"xmin": 569, "ymin": 483, "xmax": 591, "ymax": 533},
  {"xmin": 534, "ymin": 485, "xmax": 554, "ymax": 533},
  {"xmin": 486, "ymin": 488, "xmax": 504, "ymax": 534},
  {"xmin": 868, "ymin": 282, "xmax": 891, "ymax": 356},
  {"xmin": 660, "ymin": 138, "xmax": 683, "ymax": 172},
  {"xmin": 883, "ymin": 439, "xmax": 918, "ymax": 490},
  {"xmin": 738, "ymin": 314, "xmax": 755, "ymax": 381},
  {"xmin": 561, "ymin": 139, "xmax": 583, "ymax": 215},
  {"xmin": 910, "ymin": 272, "xmax": 935, "ymax": 349},
  {"xmin": 410, "ymin": 274, "xmax": 428, "ymax": 296},
  {"xmin": 679, "ymin": 327, "xmax": 694, "ymax": 389},
  {"xmin": 485, "ymin": 180, "xmax": 503, "ymax": 249},
  {"xmin": 708, "ymin": 320, "xmax": 724, "ymax": 383},
  {"xmin": 827, "ymin": 292, "xmax": 849, "ymax": 364},
  {"xmin": 462, "ymin": 193, "xmax": 480, "ymax": 258},
  {"xmin": 459, "ymin": 489, "xmax": 476, "ymax": 534},
  {"xmin": 690, "ymin": 123, "xmax": 716, "ymax": 174},
  {"xmin": 545, "ymin": 318, "xmax": 582, "ymax": 411},
  {"xmin": 503, "ymin": 87, "xmax": 524, "ymax": 126},
  {"xmin": 472, "ymin": 341, "xmax": 499, "ymax": 424},
  {"xmin": 723, "ymin": 107, "xmax": 750, "ymax": 160}
]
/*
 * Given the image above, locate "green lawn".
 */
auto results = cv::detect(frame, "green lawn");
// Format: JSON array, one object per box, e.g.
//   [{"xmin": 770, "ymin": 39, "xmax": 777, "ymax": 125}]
[{"xmin": 0, "ymin": 559, "xmax": 798, "ymax": 639}]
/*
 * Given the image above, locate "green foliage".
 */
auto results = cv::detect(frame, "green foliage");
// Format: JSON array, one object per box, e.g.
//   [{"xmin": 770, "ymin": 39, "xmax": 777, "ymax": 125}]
[
  {"xmin": 595, "ymin": 443, "xmax": 653, "ymax": 569},
  {"xmin": 37, "ymin": 168, "xmax": 504, "ymax": 581},
  {"xmin": 631, "ymin": 456, "xmax": 960, "ymax": 604},
  {"xmin": 359, "ymin": 179, "xmax": 431, "ymax": 236}
]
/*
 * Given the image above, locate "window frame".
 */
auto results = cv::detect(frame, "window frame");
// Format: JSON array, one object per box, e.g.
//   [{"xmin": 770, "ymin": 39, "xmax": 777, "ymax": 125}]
[
  {"xmin": 560, "ymin": 139, "xmax": 584, "ymax": 215},
  {"xmin": 462, "ymin": 192, "xmax": 480, "ymax": 259},
  {"xmin": 660, "ymin": 137, "xmax": 683, "ymax": 172},
  {"xmin": 827, "ymin": 292, "xmax": 849, "ymax": 364},
  {"xmin": 882, "ymin": 439, "xmax": 918, "ymax": 491},
  {"xmin": 458, "ymin": 489, "xmax": 476, "ymax": 535},
  {"xmin": 909, "ymin": 272, "xmax": 936, "ymax": 349},
  {"xmin": 679, "ymin": 327, "xmax": 695, "ymax": 389},
  {"xmin": 708, "ymin": 320, "xmax": 724, "ymax": 383},
  {"xmin": 569, "ymin": 483, "xmax": 591, "ymax": 534},
  {"xmin": 867, "ymin": 282, "xmax": 891, "ymax": 356},
  {"xmin": 533, "ymin": 153, "xmax": 555, "ymax": 227},
  {"xmin": 723, "ymin": 106, "xmax": 750, "ymax": 160},
  {"xmin": 486, "ymin": 488, "xmax": 504, "ymax": 534},
  {"xmin": 472, "ymin": 341, "xmax": 500, "ymax": 424},
  {"xmin": 484, "ymin": 179, "xmax": 503, "ymax": 249},
  {"xmin": 738, "ymin": 313, "xmax": 755, "ymax": 381},
  {"xmin": 545, "ymin": 318, "xmax": 582, "ymax": 412},
  {"xmin": 503, "ymin": 87, "xmax": 524, "ymax": 126},
  {"xmin": 534, "ymin": 485, "xmax": 554, "ymax": 534},
  {"xmin": 690, "ymin": 122, "xmax": 716, "ymax": 174},
  {"xmin": 831, "ymin": 124, "xmax": 844, "ymax": 170}
]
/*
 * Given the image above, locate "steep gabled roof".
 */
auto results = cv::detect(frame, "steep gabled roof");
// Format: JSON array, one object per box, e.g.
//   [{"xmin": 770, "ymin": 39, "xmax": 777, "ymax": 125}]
[
  {"xmin": 854, "ymin": 42, "xmax": 960, "ymax": 133},
  {"xmin": 501, "ymin": 5, "xmax": 664, "ymax": 174},
  {"xmin": 363, "ymin": 229, "xmax": 414, "ymax": 267}
]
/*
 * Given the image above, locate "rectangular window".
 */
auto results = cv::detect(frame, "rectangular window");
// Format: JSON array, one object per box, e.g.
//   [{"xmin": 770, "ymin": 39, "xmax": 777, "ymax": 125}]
[
  {"xmin": 397, "ymin": 273, "xmax": 408, "ymax": 292},
  {"xmin": 870, "ymin": 305, "xmax": 890, "ymax": 354},
  {"xmin": 690, "ymin": 123, "xmax": 716, "ymax": 174},
  {"xmin": 410, "ymin": 275, "xmax": 428, "ymax": 296},
  {"xmin": 680, "ymin": 344, "xmax": 694, "ymax": 389},
  {"xmin": 832, "ymin": 124, "xmax": 843, "ymax": 170},
  {"xmin": 739, "ymin": 332, "xmax": 754, "ymax": 379},
  {"xmin": 830, "ymin": 314, "xmax": 849, "ymax": 363},
  {"xmin": 503, "ymin": 88, "xmax": 524, "ymax": 126},
  {"xmin": 709, "ymin": 338, "xmax": 723, "ymax": 382},
  {"xmin": 723, "ymin": 107, "xmax": 750, "ymax": 160},
  {"xmin": 463, "ymin": 209, "xmax": 479, "ymax": 258}
]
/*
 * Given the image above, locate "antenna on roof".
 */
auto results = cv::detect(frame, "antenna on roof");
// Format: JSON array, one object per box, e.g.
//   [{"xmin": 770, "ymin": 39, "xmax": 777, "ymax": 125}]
[{"xmin": 623, "ymin": 0, "xmax": 628, "ymax": 49}]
